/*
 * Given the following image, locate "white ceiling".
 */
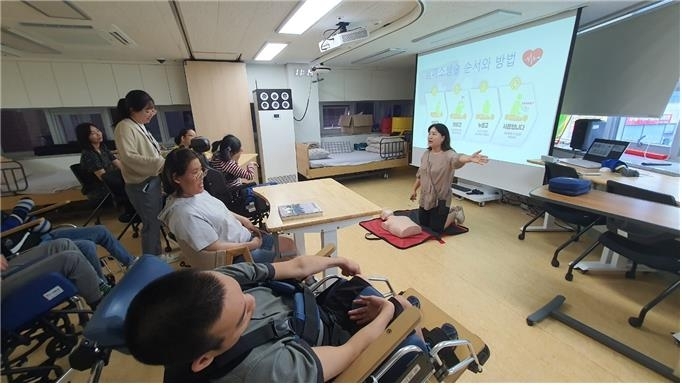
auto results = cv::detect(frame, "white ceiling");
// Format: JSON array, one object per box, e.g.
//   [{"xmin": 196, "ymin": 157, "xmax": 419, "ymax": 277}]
[{"xmin": 1, "ymin": 0, "xmax": 651, "ymax": 69}]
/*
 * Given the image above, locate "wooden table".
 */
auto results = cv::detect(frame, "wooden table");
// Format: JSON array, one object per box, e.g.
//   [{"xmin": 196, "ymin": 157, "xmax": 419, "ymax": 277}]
[
  {"xmin": 529, "ymin": 185, "xmax": 679, "ymax": 272},
  {"xmin": 254, "ymin": 178, "xmax": 381, "ymax": 276},
  {"xmin": 527, "ymin": 159, "xmax": 679, "ymax": 202}
]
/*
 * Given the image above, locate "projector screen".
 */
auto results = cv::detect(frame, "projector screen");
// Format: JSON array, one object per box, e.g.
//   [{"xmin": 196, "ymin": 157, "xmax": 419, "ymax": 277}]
[{"xmin": 412, "ymin": 11, "xmax": 579, "ymax": 195}]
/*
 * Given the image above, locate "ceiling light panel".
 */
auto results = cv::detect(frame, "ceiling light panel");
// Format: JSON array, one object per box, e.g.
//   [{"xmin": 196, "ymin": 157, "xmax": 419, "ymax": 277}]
[
  {"xmin": 277, "ymin": 0, "xmax": 343, "ymax": 35},
  {"xmin": 254, "ymin": 42, "xmax": 288, "ymax": 61},
  {"xmin": 0, "ymin": 28, "xmax": 60, "ymax": 54},
  {"xmin": 21, "ymin": 0, "xmax": 90, "ymax": 20}
]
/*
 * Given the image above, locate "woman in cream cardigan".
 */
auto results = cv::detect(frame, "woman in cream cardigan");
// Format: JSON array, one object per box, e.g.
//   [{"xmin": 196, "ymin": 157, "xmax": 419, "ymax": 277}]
[{"xmin": 114, "ymin": 90, "xmax": 165, "ymax": 255}]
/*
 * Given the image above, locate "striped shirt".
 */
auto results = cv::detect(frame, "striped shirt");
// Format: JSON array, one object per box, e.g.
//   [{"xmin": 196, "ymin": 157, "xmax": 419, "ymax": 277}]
[{"xmin": 209, "ymin": 157, "xmax": 255, "ymax": 189}]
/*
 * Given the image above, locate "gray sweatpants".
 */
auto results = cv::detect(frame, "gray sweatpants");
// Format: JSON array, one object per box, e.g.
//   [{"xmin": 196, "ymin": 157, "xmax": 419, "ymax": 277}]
[
  {"xmin": 125, "ymin": 176, "xmax": 162, "ymax": 255},
  {"xmin": 2, "ymin": 238, "xmax": 102, "ymax": 304}
]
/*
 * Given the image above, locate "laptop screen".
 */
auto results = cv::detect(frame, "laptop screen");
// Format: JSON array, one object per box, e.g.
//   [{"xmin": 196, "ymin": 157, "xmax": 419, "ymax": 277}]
[{"xmin": 583, "ymin": 139, "xmax": 630, "ymax": 162}]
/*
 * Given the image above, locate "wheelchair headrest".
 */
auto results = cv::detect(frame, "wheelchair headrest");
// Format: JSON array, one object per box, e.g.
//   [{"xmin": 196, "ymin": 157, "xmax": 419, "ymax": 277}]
[
  {"xmin": 83, "ymin": 255, "xmax": 174, "ymax": 348},
  {"xmin": 190, "ymin": 137, "xmax": 210, "ymax": 153}
]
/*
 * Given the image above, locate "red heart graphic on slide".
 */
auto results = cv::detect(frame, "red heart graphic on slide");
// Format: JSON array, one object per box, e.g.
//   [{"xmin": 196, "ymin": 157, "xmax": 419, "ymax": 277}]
[{"xmin": 523, "ymin": 48, "xmax": 543, "ymax": 67}]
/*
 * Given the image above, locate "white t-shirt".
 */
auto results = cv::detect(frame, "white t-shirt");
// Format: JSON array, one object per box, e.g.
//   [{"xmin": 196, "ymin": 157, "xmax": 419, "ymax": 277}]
[{"xmin": 159, "ymin": 190, "xmax": 251, "ymax": 251}]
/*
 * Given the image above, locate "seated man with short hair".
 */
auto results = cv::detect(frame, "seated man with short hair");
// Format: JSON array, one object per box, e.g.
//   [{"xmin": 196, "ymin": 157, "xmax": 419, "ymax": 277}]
[{"xmin": 125, "ymin": 255, "xmax": 425, "ymax": 382}]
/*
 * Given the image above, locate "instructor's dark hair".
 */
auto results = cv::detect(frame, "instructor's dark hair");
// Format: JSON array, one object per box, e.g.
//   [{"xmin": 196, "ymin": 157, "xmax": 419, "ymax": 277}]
[
  {"xmin": 427, "ymin": 123, "xmax": 452, "ymax": 151},
  {"xmin": 124, "ymin": 269, "xmax": 225, "ymax": 366}
]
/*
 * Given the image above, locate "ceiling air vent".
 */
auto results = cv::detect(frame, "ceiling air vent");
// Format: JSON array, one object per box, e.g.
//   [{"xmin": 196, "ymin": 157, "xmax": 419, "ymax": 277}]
[{"xmin": 107, "ymin": 24, "xmax": 137, "ymax": 47}]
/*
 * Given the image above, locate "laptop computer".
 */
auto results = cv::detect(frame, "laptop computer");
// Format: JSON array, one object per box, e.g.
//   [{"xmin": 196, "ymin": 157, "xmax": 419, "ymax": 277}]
[{"xmin": 559, "ymin": 138, "xmax": 630, "ymax": 169}]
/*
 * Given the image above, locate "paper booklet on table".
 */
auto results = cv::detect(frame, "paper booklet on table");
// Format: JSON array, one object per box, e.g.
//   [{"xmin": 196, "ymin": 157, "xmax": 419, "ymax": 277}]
[{"xmin": 278, "ymin": 202, "xmax": 323, "ymax": 220}]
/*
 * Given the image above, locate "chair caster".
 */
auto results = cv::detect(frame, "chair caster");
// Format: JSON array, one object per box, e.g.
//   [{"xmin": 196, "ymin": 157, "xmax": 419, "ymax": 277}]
[
  {"xmin": 132, "ymin": 232, "xmax": 139, "ymax": 239},
  {"xmin": 551, "ymin": 259, "xmax": 560, "ymax": 267},
  {"xmin": 518, "ymin": 233, "xmax": 525, "ymax": 240},
  {"xmin": 625, "ymin": 271, "xmax": 636, "ymax": 279},
  {"xmin": 628, "ymin": 316, "xmax": 643, "ymax": 328},
  {"xmin": 565, "ymin": 272, "xmax": 573, "ymax": 281},
  {"xmin": 165, "ymin": 245, "xmax": 172, "ymax": 252}
]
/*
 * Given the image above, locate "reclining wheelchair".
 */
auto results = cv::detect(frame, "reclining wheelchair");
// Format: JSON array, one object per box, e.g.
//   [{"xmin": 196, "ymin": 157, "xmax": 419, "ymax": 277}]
[
  {"xmin": 1, "ymin": 272, "xmax": 89, "ymax": 382},
  {"xmin": 64, "ymin": 255, "xmax": 489, "ymax": 382},
  {"xmin": 189, "ymin": 137, "xmax": 271, "ymax": 229}
]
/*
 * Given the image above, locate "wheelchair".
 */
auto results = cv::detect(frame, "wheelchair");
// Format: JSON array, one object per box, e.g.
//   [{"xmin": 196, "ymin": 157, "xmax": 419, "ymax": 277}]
[
  {"xmin": 1, "ymin": 272, "xmax": 89, "ymax": 382},
  {"xmin": 63, "ymin": 254, "xmax": 489, "ymax": 382},
  {"xmin": 189, "ymin": 137, "xmax": 270, "ymax": 228}
]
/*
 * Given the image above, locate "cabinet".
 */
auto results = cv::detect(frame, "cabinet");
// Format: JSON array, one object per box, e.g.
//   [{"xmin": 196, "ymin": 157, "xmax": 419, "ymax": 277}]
[{"xmin": 318, "ymin": 68, "xmax": 414, "ymax": 101}]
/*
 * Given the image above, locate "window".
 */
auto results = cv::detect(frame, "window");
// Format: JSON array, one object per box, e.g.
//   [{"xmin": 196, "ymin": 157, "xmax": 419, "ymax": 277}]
[
  {"xmin": 319, "ymin": 101, "xmax": 414, "ymax": 138},
  {"xmin": 1, "ymin": 105, "xmax": 193, "ymax": 157},
  {"xmin": 554, "ymin": 84, "xmax": 680, "ymax": 161},
  {"xmin": 321, "ymin": 104, "xmax": 349, "ymax": 129},
  {"xmin": 0, "ymin": 109, "xmax": 50, "ymax": 153}
]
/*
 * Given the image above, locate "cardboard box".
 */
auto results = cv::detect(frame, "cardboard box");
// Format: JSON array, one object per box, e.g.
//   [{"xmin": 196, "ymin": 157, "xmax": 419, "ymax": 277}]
[
  {"xmin": 339, "ymin": 114, "xmax": 373, "ymax": 135},
  {"xmin": 391, "ymin": 117, "xmax": 413, "ymax": 133}
]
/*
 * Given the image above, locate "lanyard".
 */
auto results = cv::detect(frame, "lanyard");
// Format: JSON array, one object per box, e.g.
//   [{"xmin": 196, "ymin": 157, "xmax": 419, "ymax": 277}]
[{"xmin": 129, "ymin": 118, "xmax": 160, "ymax": 155}]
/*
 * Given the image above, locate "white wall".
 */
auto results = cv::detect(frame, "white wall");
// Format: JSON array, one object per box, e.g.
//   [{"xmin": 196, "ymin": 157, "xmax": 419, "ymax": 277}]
[{"xmin": 1, "ymin": 59, "xmax": 189, "ymax": 108}]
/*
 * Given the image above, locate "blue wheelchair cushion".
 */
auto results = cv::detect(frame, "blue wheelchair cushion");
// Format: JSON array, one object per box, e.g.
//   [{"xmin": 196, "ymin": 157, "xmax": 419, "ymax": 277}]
[
  {"xmin": 548, "ymin": 177, "xmax": 591, "ymax": 196},
  {"xmin": 1, "ymin": 272, "xmax": 78, "ymax": 332},
  {"xmin": 83, "ymin": 255, "xmax": 173, "ymax": 348}
]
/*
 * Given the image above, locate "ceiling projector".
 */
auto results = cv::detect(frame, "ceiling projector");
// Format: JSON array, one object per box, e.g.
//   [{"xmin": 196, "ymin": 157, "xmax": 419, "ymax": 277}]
[{"xmin": 318, "ymin": 27, "xmax": 369, "ymax": 53}]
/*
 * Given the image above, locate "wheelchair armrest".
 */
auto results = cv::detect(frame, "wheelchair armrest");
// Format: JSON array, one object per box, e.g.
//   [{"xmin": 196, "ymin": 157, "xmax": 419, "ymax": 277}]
[
  {"xmin": 177, "ymin": 238, "xmax": 253, "ymax": 269},
  {"xmin": 29, "ymin": 200, "xmax": 71, "ymax": 217},
  {"xmin": 84, "ymin": 256, "xmax": 173, "ymax": 348},
  {"xmin": 0, "ymin": 217, "xmax": 45, "ymax": 238},
  {"xmin": 334, "ymin": 306, "xmax": 421, "ymax": 383},
  {"xmin": 315, "ymin": 243, "xmax": 336, "ymax": 257}
]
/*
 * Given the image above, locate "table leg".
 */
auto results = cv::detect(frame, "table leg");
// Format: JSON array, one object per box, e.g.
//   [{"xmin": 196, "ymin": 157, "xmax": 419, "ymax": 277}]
[
  {"xmin": 575, "ymin": 247, "xmax": 655, "ymax": 273},
  {"xmin": 521, "ymin": 213, "xmax": 574, "ymax": 233},
  {"xmin": 320, "ymin": 229, "xmax": 339, "ymax": 278}
]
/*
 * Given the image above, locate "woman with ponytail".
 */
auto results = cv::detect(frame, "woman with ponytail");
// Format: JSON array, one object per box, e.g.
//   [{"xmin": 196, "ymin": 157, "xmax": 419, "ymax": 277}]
[
  {"xmin": 113, "ymin": 90, "xmax": 165, "ymax": 255},
  {"xmin": 209, "ymin": 134, "xmax": 258, "ymax": 189}
]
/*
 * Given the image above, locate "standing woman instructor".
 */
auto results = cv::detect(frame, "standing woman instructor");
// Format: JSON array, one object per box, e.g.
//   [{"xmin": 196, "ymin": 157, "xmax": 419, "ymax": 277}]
[{"xmin": 114, "ymin": 90, "xmax": 165, "ymax": 255}]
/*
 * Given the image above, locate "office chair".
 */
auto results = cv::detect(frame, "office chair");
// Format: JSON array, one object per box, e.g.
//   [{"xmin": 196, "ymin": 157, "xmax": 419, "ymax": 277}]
[
  {"xmin": 565, "ymin": 180, "xmax": 679, "ymax": 328},
  {"xmin": 519, "ymin": 162, "xmax": 605, "ymax": 267}
]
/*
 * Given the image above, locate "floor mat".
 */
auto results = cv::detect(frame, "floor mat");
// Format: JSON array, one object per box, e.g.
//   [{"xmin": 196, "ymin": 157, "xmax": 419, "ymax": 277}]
[{"xmin": 360, "ymin": 210, "xmax": 469, "ymax": 250}]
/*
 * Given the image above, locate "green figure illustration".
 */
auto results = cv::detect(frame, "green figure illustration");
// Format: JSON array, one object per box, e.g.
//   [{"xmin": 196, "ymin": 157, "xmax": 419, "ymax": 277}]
[
  {"xmin": 482, "ymin": 99, "xmax": 491, "ymax": 115},
  {"xmin": 455, "ymin": 98, "xmax": 465, "ymax": 115},
  {"xmin": 510, "ymin": 94, "xmax": 523, "ymax": 115}
]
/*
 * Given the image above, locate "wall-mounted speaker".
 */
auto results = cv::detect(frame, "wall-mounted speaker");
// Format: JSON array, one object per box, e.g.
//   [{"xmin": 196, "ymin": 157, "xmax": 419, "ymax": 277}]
[{"xmin": 255, "ymin": 89, "xmax": 292, "ymax": 111}]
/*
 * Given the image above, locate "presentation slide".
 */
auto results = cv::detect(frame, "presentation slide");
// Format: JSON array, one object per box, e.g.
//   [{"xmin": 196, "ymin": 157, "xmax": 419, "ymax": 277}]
[{"xmin": 413, "ymin": 14, "xmax": 578, "ymax": 166}]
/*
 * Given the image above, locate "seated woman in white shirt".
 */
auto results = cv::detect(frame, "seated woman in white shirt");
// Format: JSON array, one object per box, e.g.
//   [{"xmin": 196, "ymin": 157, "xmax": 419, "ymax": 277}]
[{"xmin": 159, "ymin": 148, "xmax": 295, "ymax": 263}]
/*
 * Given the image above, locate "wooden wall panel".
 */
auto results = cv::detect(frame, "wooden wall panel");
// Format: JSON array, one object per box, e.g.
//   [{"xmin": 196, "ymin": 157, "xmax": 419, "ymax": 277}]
[{"xmin": 184, "ymin": 61, "xmax": 254, "ymax": 152}]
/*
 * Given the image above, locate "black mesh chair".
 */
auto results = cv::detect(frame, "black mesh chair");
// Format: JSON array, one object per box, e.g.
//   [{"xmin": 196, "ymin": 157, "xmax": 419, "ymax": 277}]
[
  {"xmin": 190, "ymin": 137, "xmax": 270, "ymax": 228},
  {"xmin": 565, "ymin": 180, "xmax": 679, "ymax": 328},
  {"xmin": 519, "ymin": 162, "xmax": 605, "ymax": 267},
  {"xmin": 69, "ymin": 164, "xmax": 110, "ymax": 227}
]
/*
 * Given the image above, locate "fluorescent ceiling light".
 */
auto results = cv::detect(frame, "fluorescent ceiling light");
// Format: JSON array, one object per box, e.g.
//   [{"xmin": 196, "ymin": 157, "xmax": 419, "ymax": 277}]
[
  {"xmin": 22, "ymin": 1, "xmax": 90, "ymax": 20},
  {"xmin": 413, "ymin": 10, "xmax": 521, "ymax": 45},
  {"xmin": 278, "ymin": 0, "xmax": 343, "ymax": 35},
  {"xmin": 352, "ymin": 48, "xmax": 406, "ymax": 65},
  {"xmin": 254, "ymin": 42, "xmax": 288, "ymax": 61},
  {"xmin": 0, "ymin": 28, "xmax": 61, "ymax": 54}
]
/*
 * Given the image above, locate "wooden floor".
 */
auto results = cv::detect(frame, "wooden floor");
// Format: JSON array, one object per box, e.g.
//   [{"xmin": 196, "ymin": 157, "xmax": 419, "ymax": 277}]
[{"xmin": 13, "ymin": 166, "xmax": 680, "ymax": 382}]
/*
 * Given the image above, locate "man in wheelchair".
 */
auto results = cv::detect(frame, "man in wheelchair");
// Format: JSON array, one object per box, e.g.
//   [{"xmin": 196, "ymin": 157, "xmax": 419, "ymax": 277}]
[{"xmin": 124, "ymin": 255, "xmax": 430, "ymax": 382}]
